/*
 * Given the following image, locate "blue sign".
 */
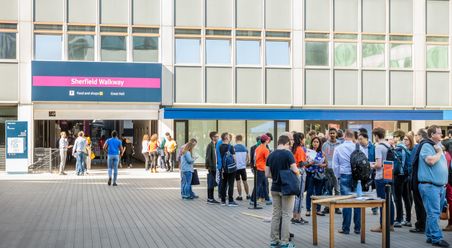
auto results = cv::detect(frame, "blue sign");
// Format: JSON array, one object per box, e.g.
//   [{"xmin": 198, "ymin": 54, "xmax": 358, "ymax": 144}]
[
  {"xmin": 5, "ymin": 121, "xmax": 28, "ymax": 159},
  {"xmin": 32, "ymin": 61, "xmax": 162, "ymax": 102}
]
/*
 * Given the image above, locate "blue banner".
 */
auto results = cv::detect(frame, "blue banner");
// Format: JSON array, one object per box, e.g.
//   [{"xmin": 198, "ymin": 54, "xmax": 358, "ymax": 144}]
[
  {"xmin": 32, "ymin": 61, "xmax": 162, "ymax": 103},
  {"xmin": 5, "ymin": 121, "xmax": 28, "ymax": 159}
]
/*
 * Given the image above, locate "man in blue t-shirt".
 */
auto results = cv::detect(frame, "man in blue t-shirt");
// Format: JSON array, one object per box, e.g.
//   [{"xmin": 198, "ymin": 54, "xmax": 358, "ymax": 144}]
[
  {"xmin": 103, "ymin": 130, "xmax": 124, "ymax": 186},
  {"xmin": 234, "ymin": 135, "xmax": 250, "ymax": 201}
]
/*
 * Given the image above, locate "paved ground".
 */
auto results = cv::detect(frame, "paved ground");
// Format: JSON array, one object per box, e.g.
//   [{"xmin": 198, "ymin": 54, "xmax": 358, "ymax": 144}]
[{"xmin": 0, "ymin": 168, "xmax": 450, "ymax": 248}]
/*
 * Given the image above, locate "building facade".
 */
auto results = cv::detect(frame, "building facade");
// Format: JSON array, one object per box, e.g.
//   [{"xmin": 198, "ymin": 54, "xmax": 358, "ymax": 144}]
[{"xmin": 0, "ymin": 0, "xmax": 451, "ymax": 166}]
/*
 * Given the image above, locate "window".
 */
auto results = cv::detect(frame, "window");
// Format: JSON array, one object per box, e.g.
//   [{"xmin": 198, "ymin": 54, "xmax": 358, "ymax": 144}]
[
  {"xmin": 133, "ymin": 37, "xmax": 158, "ymax": 62},
  {"xmin": 205, "ymin": 39, "xmax": 231, "ymax": 65},
  {"xmin": 175, "ymin": 66, "xmax": 203, "ymax": 103},
  {"xmin": 362, "ymin": 71, "xmax": 386, "ymax": 105},
  {"xmin": 175, "ymin": 39, "xmax": 200, "ymax": 64},
  {"xmin": 266, "ymin": 69, "xmax": 291, "ymax": 104},
  {"xmin": 0, "ymin": 24, "xmax": 17, "ymax": 59},
  {"xmin": 236, "ymin": 68, "xmax": 262, "ymax": 104},
  {"xmin": 265, "ymin": 0, "xmax": 291, "ymax": 29},
  {"xmin": 390, "ymin": 44, "xmax": 412, "ymax": 68},
  {"xmin": 305, "ymin": 42, "xmax": 329, "ymax": 66},
  {"xmin": 133, "ymin": 0, "xmax": 160, "ymax": 26},
  {"xmin": 390, "ymin": 0, "xmax": 413, "ymax": 33},
  {"xmin": 334, "ymin": 43, "xmax": 357, "ymax": 67},
  {"xmin": 68, "ymin": 35, "xmax": 94, "ymax": 61},
  {"xmin": 427, "ymin": 72, "xmax": 449, "ymax": 106},
  {"xmin": 206, "ymin": 0, "xmax": 232, "ymax": 27},
  {"xmin": 334, "ymin": 0, "xmax": 358, "ymax": 32},
  {"xmin": 266, "ymin": 41, "xmax": 290, "ymax": 66},
  {"xmin": 427, "ymin": 0, "xmax": 449, "ymax": 35},
  {"xmin": 0, "ymin": 64, "xmax": 18, "ymax": 101},
  {"xmin": 362, "ymin": 43, "xmax": 385, "ymax": 68},
  {"xmin": 188, "ymin": 120, "xmax": 217, "ymax": 164},
  {"xmin": 34, "ymin": 0, "xmax": 63, "ymax": 22},
  {"xmin": 206, "ymin": 67, "xmax": 232, "ymax": 103},
  {"xmin": 34, "ymin": 34, "xmax": 62, "ymax": 60},
  {"xmin": 305, "ymin": 69, "xmax": 330, "ymax": 105},
  {"xmin": 236, "ymin": 40, "xmax": 260, "ymax": 65},
  {"xmin": 305, "ymin": 0, "xmax": 329, "ymax": 31},
  {"xmin": 68, "ymin": 0, "xmax": 96, "ymax": 23},
  {"xmin": 175, "ymin": 0, "xmax": 202, "ymax": 26},
  {"xmin": 0, "ymin": 1, "xmax": 17, "ymax": 20},
  {"xmin": 101, "ymin": 0, "xmax": 128, "ymax": 24},
  {"xmin": 101, "ymin": 36, "xmax": 127, "ymax": 61},
  {"xmin": 362, "ymin": 0, "xmax": 385, "ymax": 33},
  {"xmin": 334, "ymin": 70, "xmax": 358, "ymax": 105},
  {"xmin": 390, "ymin": 71, "xmax": 413, "ymax": 106},
  {"xmin": 246, "ymin": 121, "xmax": 275, "ymax": 149},
  {"xmin": 218, "ymin": 121, "xmax": 246, "ymax": 143},
  {"xmin": 236, "ymin": 0, "xmax": 263, "ymax": 28},
  {"xmin": 427, "ymin": 45, "xmax": 448, "ymax": 69}
]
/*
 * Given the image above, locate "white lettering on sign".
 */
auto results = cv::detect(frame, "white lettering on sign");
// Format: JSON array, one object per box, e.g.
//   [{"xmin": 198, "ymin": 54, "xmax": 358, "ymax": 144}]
[{"xmin": 70, "ymin": 78, "xmax": 125, "ymax": 87}]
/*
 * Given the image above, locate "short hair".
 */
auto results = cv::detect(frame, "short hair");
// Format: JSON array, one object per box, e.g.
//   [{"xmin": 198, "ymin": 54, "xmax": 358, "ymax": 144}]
[
  {"xmin": 372, "ymin": 127, "xmax": 386, "ymax": 140},
  {"xmin": 189, "ymin": 138, "xmax": 197, "ymax": 143},
  {"xmin": 427, "ymin": 125, "xmax": 440, "ymax": 138},
  {"xmin": 221, "ymin": 132, "xmax": 229, "ymax": 140},
  {"xmin": 277, "ymin": 135, "xmax": 290, "ymax": 145},
  {"xmin": 255, "ymin": 136, "xmax": 261, "ymax": 142},
  {"xmin": 417, "ymin": 128, "xmax": 428, "ymax": 139},
  {"xmin": 359, "ymin": 133, "xmax": 369, "ymax": 140},
  {"xmin": 354, "ymin": 131, "xmax": 359, "ymax": 140},
  {"xmin": 236, "ymin": 134, "xmax": 243, "ymax": 142},
  {"xmin": 328, "ymin": 128, "xmax": 337, "ymax": 134},
  {"xmin": 358, "ymin": 128, "xmax": 368, "ymax": 134},
  {"xmin": 344, "ymin": 129, "xmax": 354, "ymax": 139},
  {"xmin": 209, "ymin": 131, "xmax": 218, "ymax": 140},
  {"xmin": 165, "ymin": 132, "xmax": 170, "ymax": 136},
  {"xmin": 448, "ymin": 129, "xmax": 452, "ymax": 136},
  {"xmin": 111, "ymin": 130, "xmax": 118, "ymax": 137},
  {"xmin": 393, "ymin": 130, "xmax": 405, "ymax": 139},
  {"xmin": 265, "ymin": 132, "xmax": 273, "ymax": 141},
  {"xmin": 337, "ymin": 129, "xmax": 344, "ymax": 138},
  {"xmin": 308, "ymin": 130, "xmax": 317, "ymax": 136}
]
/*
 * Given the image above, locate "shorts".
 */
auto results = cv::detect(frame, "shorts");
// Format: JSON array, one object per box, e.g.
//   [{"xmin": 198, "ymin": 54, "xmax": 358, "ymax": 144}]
[{"xmin": 235, "ymin": 169, "xmax": 247, "ymax": 181}]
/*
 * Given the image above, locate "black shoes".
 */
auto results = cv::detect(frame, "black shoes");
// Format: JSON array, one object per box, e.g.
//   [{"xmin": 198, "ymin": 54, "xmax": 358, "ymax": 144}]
[
  {"xmin": 335, "ymin": 209, "xmax": 342, "ymax": 214},
  {"xmin": 236, "ymin": 196, "xmax": 243, "ymax": 201},
  {"xmin": 433, "ymin": 240, "xmax": 450, "ymax": 247},
  {"xmin": 409, "ymin": 228, "xmax": 424, "ymax": 233},
  {"xmin": 108, "ymin": 178, "xmax": 112, "ymax": 186},
  {"xmin": 113, "ymin": 183, "xmax": 117, "ymax": 186},
  {"xmin": 207, "ymin": 199, "xmax": 220, "ymax": 204}
]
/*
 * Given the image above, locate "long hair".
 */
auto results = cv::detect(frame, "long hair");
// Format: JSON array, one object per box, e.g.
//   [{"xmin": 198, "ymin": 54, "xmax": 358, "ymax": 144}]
[
  {"xmin": 183, "ymin": 142, "xmax": 195, "ymax": 155},
  {"xmin": 311, "ymin": 137, "xmax": 323, "ymax": 153},
  {"xmin": 142, "ymin": 134, "xmax": 149, "ymax": 141},
  {"xmin": 405, "ymin": 134, "xmax": 415, "ymax": 150},
  {"xmin": 292, "ymin": 132, "xmax": 304, "ymax": 154},
  {"xmin": 150, "ymin": 134, "xmax": 158, "ymax": 142}
]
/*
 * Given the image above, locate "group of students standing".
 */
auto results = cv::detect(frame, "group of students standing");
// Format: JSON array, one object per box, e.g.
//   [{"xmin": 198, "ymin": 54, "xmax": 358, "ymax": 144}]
[{"xmin": 141, "ymin": 132, "xmax": 177, "ymax": 173}]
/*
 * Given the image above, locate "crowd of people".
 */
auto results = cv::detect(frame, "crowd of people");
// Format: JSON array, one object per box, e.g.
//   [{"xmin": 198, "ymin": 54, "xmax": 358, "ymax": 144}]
[
  {"xmin": 178, "ymin": 126, "xmax": 452, "ymax": 248},
  {"xmin": 141, "ymin": 132, "xmax": 177, "ymax": 173}
]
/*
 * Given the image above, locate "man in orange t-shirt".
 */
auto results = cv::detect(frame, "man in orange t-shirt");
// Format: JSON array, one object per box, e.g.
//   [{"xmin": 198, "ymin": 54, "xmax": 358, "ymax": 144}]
[{"xmin": 250, "ymin": 134, "xmax": 272, "ymax": 205}]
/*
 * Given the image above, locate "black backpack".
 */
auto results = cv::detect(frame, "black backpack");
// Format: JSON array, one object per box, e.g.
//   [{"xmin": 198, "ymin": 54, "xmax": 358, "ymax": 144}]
[
  {"xmin": 350, "ymin": 143, "xmax": 371, "ymax": 188},
  {"xmin": 379, "ymin": 143, "xmax": 396, "ymax": 163}
]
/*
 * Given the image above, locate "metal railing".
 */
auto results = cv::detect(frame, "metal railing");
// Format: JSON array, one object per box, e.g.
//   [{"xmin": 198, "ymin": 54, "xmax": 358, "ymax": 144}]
[{"xmin": 29, "ymin": 148, "xmax": 61, "ymax": 173}]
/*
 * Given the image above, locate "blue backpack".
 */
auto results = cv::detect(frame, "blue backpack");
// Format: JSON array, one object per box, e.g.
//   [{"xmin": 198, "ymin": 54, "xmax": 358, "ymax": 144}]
[
  {"xmin": 393, "ymin": 145, "xmax": 409, "ymax": 175},
  {"xmin": 222, "ymin": 145, "xmax": 237, "ymax": 173}
]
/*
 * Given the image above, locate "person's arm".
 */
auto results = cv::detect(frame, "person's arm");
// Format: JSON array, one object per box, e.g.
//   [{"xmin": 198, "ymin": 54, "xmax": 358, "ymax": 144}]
[
  {"xmin": 184, "ymin": 152, "xmax": 195, "ymax": 163},
  {"xmin": 290, "ymin": 163, "xmax": 299, "ymax": 174},
  {"xmin": 265, "ymin": 165, "xmax": 272, "ymax": 178},
  {"xmin": 424, "ymin": 145, "xmax": 443, "ymax": 166},
  {"xmin": 72, "ymin": 140, "xmax": 78, "ymax": 156},
  {"xmin": 332, "ymin": 148, "xmax": 340, "ymax": 178},
  {"xmin": 103, "ymin": 140, "xmax": 108, "ymax": 151},
  {"xmin": 373, "ymin": 145, "xmax": 383, "ymax": 169},
  {"xmin": 120, "ymin": 145, "xmax": 124, "ymax": 157}
]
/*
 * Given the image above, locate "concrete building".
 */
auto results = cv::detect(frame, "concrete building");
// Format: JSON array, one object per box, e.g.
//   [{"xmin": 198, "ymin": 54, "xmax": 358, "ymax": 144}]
[{"xmin": 0, "ymin": 0, "xmax": 451, "ymax": 167}]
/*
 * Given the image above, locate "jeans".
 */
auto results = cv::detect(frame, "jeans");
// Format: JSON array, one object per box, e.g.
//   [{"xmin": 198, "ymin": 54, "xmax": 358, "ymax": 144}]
[
  {"xmin": 75, "ymin": 152, "xmax": 86, "ymax": 175},
  {"xmin": 207, "ymin": 170, "xmax": 217, "ymax": 200},
  {"xmin": 181, "ymin": 171, "xmax": 194, "ymax": 198},
  {"xmin": 306, "ymin": 173, "xmax": 323, "ymax": 212},
  {"xmin": 107, "ymin": 155, "xmax": 119, "ymax": 183},
  {"xmin": 251, "ymin": 170, "xmax": 270, "ymax": 202},
  {"xmin": 293, "ymin": 168, "xmax": 306, "ymax": 214},
  {"xmin": 419, "ymin": 183, "xmax": 446, "ymax": 244},
  {"xmin": 142, "ymin": 152, "xmax": 150, "ymax": 170},
  {"xmin": 376, "ymin": 179, "xmax": 395, "ymax": 225},
  {"xmin": 59, "ymin": 149, "xmax": 67, "ymax": 173},
  {"xmin": 413, "ymin": 181, "xmax": 426, "ymax": 230},
  {"xmin": 220, "ymin": 171, "xmax": 236, "ymax": 202},
  {"xmin": 324, "ymin": 168, "xmax": 340, "ymax": 196},
  {"xmin": 340, "ymin": 174, "xmax": 361, "ymax": 233},
  {"xmin": 393, "ymin": 174, "xmax": 413, "ymax": 222},
  {"xmin": 150, "ymin": 151, "xmax": 158, "ymax": 170},
  {"xmin": 271, "ymin": 192, "xmax": 295, "ymax": 245},
  {"xmin": 166, "ymin": 152, "xmax": 176, "ymax": 171}
]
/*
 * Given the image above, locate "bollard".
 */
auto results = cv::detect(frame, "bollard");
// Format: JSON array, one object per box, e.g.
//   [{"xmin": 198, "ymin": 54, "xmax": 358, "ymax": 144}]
[{"xmin": 385, "ymin": 184, "xmax": 391, "ymax": 248}]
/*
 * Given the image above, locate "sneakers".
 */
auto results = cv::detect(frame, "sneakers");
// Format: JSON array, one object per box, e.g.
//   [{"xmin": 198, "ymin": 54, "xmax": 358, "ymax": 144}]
[
  {"xmin": 112, "ymin": 183, "xmax": 117, "ymax": 186},
  {"xmin": 291, "ymin": 218, "xmax": 309, "ymax": 225},
  {"xmin": 443, "ymin": 225, "xmax": 452, "ymax": 232},
  {"xmin": 246, "ymin": 195, "xmax": 251, "ymax": 200},
  {"xmin": 228, "ymin": 201, "xmax": 239, "ymax": 207},
  {"xmin": 433, "ymin": 240, "xmax": 450, "ymax": 247},
  {"xmin": 221, "ymin": 201, "xmax": 227, "ymax": 206},
  {"xmin": 270, "ymin": 241, "xmax": 279, "ymax": 248},
  {"xmin": 207, "ymin": 199, "xmax": 220, "ymax": 205},
  {"xmin": 322, "ymin": 207, "xmax": 329, "ymax": 214},
  {"xmin": 394, "ymin": 221, "xmax": 402, "ymax": 228},
  {"xmin": 402, "ymin": 221, "xmax": 412, "ymax": 227},
  {"xmin": 280, "ymin": 242, "xmax": 296, "ymax": 248},
  {"xmin": 236, "ymin": 196, "xmax": 243, "ymax": 201},
  {"xmin": 316, "ymin": 211, "xmax": 325, "ymax": 216},
  {"xmin": 306, "ymin": 211, "xmax": 311, "ymax": 217},
  {"xmin": 338, "ymin": 229, "xmax": 349, "ymax": 235},
  {"xmin": 409, "ymin": 228, "xmax": 424, "ymax": 233},
  {"xmin": 335, "ymin": 209, "xmax": 342, "ymax": 214},
  {"xmin": 108, "ymin": 178, "xmax": 112, "ymax": 186},
  {"xmin": 266, "ymin": 200, "xmax": 273, "ymax": 205}
]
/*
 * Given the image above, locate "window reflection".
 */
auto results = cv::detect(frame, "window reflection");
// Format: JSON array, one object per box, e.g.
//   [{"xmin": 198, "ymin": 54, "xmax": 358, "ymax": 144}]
[
  {"xmin": 266, "ymin": 41, "xmax": 290, "ymax": 66},
  {"xmin": 35, "ymin": 34, "xmax": 62, "ymax": 60},
  {"xmin": 236, "ymin": 40, "xmax": 260, "ymax": 65},
  {"xmin": 176, "ymin": 38, "xmax": 200, "ymax": 64},
  {"xmin": 68, "ymin": 35, "xmax": 94, "ymax": 61},
  {"xmin": 0, "ymin": 33, "xmax": 16, "ymax": 59},
  {"xmin": 133, "ymin": 36, "xmax": 158, "ymax": 62},
  {"xmin": 206, "ymin": 39, "xmax": 231, "ymax": 65}
]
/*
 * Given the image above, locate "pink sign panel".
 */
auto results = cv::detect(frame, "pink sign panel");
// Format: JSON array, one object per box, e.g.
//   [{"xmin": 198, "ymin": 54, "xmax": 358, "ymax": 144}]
[{"xmin": 32, "ymin": 76, "xmax": 161, "ymax": 89}]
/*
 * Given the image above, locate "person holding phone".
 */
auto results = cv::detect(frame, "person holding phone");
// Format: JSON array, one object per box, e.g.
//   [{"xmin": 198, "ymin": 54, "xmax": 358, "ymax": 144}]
[{"xmin": 180, "ymin": 142, "xmax": 198, "ymax": 200}]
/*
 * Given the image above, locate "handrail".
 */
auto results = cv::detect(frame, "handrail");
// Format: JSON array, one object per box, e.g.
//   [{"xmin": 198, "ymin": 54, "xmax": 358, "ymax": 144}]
[{"xmin": 29, "ymin": 148, "xmax": 61, "ymax": 173}]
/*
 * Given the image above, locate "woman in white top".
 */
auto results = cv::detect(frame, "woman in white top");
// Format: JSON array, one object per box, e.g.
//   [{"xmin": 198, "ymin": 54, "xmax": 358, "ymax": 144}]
[
  {"xmin": 58, "ymin": 131, "xmax": 72, "ymax": 175},
  {"xmin": 142, "ymin": 134, "xmax": 150, "ymax": 170}
]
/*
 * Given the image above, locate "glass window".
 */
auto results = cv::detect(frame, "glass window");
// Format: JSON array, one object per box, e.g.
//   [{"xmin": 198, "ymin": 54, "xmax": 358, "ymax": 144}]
[
  {"xmin": 305, "ymin": 69, "xmax": 330, "ymax": 105},
  {"xmin": 334, "ymin": 43, "xmax": 357, "ymax": 67},
  {"xmin": 175, "ymin": 66, "xmax": 203, "ymax": 103},
  {"xmin": 305, "ymin": 0, "xmax": 330, "ymax": 31},
  {"xmin": 175, "ymin": 39, "xmax": 200, "ymax": 64},
  {"xmin": 175, "ymin": 0, "xmax": 202, "ymax": 26},
  {"xmin": 305, "ymin": 42, "xmax": 328, "ymax": 66},
  {"xmin": 206, "ymin": 67, "xmax": 233, "ymax": 103},
  {"xmin": 427, "ymin": 0, "xmax": 449, "ymax": 35},
  {"xmin": 133, "ymin": 36, "xmax": 158, "ymax": 62},
  {"xmin": 133, "ymin": 0, "xmax": 160, "ymax": 26},
  {"xmin": 427, "ymin": 72, "xmax": 449, "ymax": 106},
  {"xmin": 247, "ymin": 121, "xmax": 275, "ymax": 150},
  {"xmin": 362, "ymin": 0, "xmax": 385, "ymax": 33},
  {"xmin": 175, "ymin": 121, "xmax": 187, "ymax": 152},
  {"xmin": 236, "ymin": 68, "xmax": 263, "ymax": 104},
  {"xmin": 188, "ymin": 120, "xmax": 217, "ymax": 164},
  {"xmin": 205, "ymin": 39, "xmax": 231, "ymax": 65},
  {"xmin": 68, "ymin": 0, "xmax": 96, "ymax": 23},
  {"xmin": 236, "ymin": 0, "xmax": 263, "ymax": 28},
  {"xmin": 390, "ymin": 44, "xmax": 412, "ymax": 68},
  {"xmin": 236, "ymin": 40, "xmax": 260, "ymax": 65},
  {"xmin": 266, "ymin": 69, "xmax": 291, "ymax": 104},
  {"xmin": 206, "ymin": 0, "xmax": 233, "ymax": 27},
  {"xmin": 362, "ymin": 71, "xmax": 386, "ymax": 105},
  {"xmin": 362, "ymin": 43, "xmax": 385, "ymax": 68},
  {"xmin": 0, "ymin": 33, "xmax": 16, "ymax": 59},
  {"xmin": 390, "ymin": 0, "xmax": 413, "ymax": 33},
  {"xmin": 34, "ymin": 34, "xmax": 62, "ymax": 60},
  {"xmin": 218, "ymin": 121, "xmax": 246, "ymax": 145},
  {"xmin": 0, "ymin": 0, "xmax": 17, "ymax": 20},
  {"xmin": 390, "ymin": 71, "xmax": 413, "ymax": 106},
  {"xmin": 427, "ymin": 45, "xmax": 448, "ymax": 69},
  {"xmin": 34, "ymin": 0, "xmax": 63, "ymax": 22},
  {"xmin": 68, "ymin": 35, "xmax": 94, "ymax": 61},
  {"xmin": 334, "ymin": 0, "xmax": 358, "ymax": 32},
  {"xmin": 334, "ymin": 70, "xmax": 358, "ymax": 105},
  {"xmin": 100, "ymin": 36, "xmax": 127, "ymax": 61},
  {"xmin": 101, "ymin": 0, "xmax": 128, "ymax": 24},
  {"xmin": 0, "ymin": 64, "xmax": 18, "ymax": 101},
  {"xmin": 265, "ymin": 0, "xmax": 291, "ymax": 29},
  {"xmin": 266, "ymin": 41, "xmax": 290, "ymax": 66}
]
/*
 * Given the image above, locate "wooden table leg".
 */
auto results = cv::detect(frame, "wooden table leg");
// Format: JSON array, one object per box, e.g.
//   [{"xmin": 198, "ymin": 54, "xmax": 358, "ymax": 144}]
[
  {"xmin": 361, "ymin": 207, "xmax": 366, "ymax": 243},
  {"xmin": 382, "ymin": 202, "xmax": 386, "ymax": 248},
  {"xmin": 313, "ymin": 203, "xmax": 318, "ymax": 246},
  {"xmin": 330, "ymin": 204, "xmax": 335, "ymax": 248}
]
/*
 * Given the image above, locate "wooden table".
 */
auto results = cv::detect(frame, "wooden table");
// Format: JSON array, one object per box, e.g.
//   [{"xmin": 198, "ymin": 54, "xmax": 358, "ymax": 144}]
[{"xmin": 311, "ymin": 195, "xmax": 386, "ymax": 248}]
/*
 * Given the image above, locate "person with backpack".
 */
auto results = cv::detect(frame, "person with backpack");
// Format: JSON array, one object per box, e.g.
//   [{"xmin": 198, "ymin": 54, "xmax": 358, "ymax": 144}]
[
  {"xmin": 417, "ymin": 125, "xmax": 450, "ymax": 247},
  {"xmin": 370, "ymin": 127, "xmax": 395, "ymax": 232},
  {"xmin": 358, "ymin": 132, "xmax": 378, "ymax": 215},
  {"xmin": 234, "ymin": 135, "xmax": 250, "ymax": 201},
  {"xmin": 410, "ymin": 128, "xmax": 428, "ymax": 234},
  {"xmin": 321, "ymin": 128, "xmax": 342, "ymax": 214},
  {"xmin": 333, "ymin": 129, "xmax": 365, "ymax": 235},
  {"xmin": 266, "ymin": 135, "xmax": 299, "ymax": 248},
  {"xmin": 291, "ymin": 132, "xmax": 309, "ymax": 225},
  {"xmin": 219, "ymin": 132, "xmax": 238, "ymax": 207},
  {"xmin": 250, "ymin": 134, "xmax": 272, "ymax": 206},
  {"xmin": 443, "ymin": 141, "xmax": 452, "ymax": 232},
  {"xmin": 305, "ymin": 137, "xmax": 327, "ymax": 217},
  {"xmin": 392, "ymin": 130, "xmax": 414, "ymax": 228}
]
